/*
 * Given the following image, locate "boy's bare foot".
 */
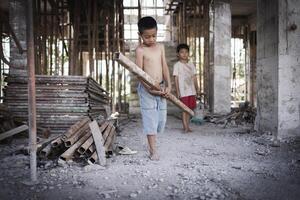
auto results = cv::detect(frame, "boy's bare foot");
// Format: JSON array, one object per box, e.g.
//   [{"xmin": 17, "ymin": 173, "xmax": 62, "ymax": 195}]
[
  {"xmin": 149, "ymin": 153, "xmax": 160, "ymax": 161},
  {"xmin": 183, "ymin": 128, "xmax": 192, "ymax": 133}
]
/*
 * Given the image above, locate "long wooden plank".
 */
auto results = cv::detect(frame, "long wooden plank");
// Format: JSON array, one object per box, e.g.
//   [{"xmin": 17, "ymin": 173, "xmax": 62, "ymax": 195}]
[
  {"xmin": 89, "ymin": 120, "xmax": 106, "ymax": 166},
  {"xmin": 0, "ymin": 125, "xmax": 28, "ymax": 141},
  {"xmin": 114, "ymin": 52, "xmax": 194, "ymax": 116}
]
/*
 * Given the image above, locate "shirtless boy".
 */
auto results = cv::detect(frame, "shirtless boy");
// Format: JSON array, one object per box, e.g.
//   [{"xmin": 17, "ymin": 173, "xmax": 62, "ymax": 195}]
[{"xmin": 135, "ymin": 16, "xmax": 171, "ymax": 160}]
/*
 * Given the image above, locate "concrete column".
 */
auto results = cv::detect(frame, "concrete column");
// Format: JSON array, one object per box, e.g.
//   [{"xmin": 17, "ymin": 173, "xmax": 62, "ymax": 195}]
[
  {"xmin": 211, "ymin": 0, "xmax": 231, "ymax": 114},
  {"xmin": 9, "ymin": 0, "xmax": 27, "ymax": 75},
  {"xmin": 256, "ymin": 0, "xmax": 300, "ymax": 139}
]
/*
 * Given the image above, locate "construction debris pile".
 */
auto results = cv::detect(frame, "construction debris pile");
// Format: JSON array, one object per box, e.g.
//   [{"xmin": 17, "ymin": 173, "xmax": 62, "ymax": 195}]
[
  {"xmin": 209, "ymin": 102, "xmax": 256, "ymax": 127},
  {"xmin": 39, "ymin": 117, "xmax": 116, "ymax": 165},
  {"xmin": 3, "ymin": 75, "xmax": 110, "ymax": 134}
]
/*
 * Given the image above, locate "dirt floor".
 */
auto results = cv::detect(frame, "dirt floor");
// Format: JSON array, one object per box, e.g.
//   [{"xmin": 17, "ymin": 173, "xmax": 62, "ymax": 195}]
[{"xmin": 0, "ymin": 115, "xmax": 300, "ymax": 200}]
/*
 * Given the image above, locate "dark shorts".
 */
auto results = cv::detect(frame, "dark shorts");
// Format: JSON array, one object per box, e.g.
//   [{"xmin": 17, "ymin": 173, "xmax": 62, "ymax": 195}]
[{"xmin": 180, "ymin": 95, "xmax": 196, "ymax": 110}]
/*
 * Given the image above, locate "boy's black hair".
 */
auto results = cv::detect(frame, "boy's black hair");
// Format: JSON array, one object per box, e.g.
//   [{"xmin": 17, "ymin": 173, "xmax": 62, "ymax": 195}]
[
  {"xmin": 138, "ymin": 16, "xmax": 157, "ymax": 33},
  {"xmin": 176, "ymin": 43, "xmax": 189, "ymax": 53}
]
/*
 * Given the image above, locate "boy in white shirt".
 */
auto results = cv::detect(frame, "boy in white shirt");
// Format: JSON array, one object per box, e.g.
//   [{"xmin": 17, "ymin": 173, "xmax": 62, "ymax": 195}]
[{"xmin": 173, "ymin": 44, "xmax": 199, "ymax": 133}]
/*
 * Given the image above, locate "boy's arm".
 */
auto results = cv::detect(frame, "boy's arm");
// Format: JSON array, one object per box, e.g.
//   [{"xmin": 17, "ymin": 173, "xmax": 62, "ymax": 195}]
[
  {"xmin": 161, "ymin": 44, "xmax": 171, "ymax": 94},
  {"xmin": 193, "ymin": 75, "xmax": 199, "ymax": 96},
  {"xmin": 192, "ymin": 63, "xmax": 199, "ymax": 96},
  {"xmin": 174, "ymin": 76, "xmax": 180, "ymax": 98}
]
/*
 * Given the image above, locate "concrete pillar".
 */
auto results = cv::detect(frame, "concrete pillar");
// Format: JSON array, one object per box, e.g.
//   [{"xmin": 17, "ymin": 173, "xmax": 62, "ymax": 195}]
[
  {"xmin": 256, "ymin": 0, "xmax": 300, "ymax": 139},
  {"xmin": 211, "ymin": 0, "xmax": 231, "ymax": 114},
  {"xmin": 9, "ymin": 0, "xmax": 27, "ymax": 75}
]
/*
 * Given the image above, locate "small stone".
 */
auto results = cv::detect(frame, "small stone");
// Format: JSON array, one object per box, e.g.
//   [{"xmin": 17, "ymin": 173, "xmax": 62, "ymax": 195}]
[
  {"xmin": 130, "ymin": 193, "xmax": 137, "ymax": 198},
  {"xmin": 44, "ymin": 162, "xmax": 52, "ymax": 169},
  {"xmin": 57, "ymin": 158, "xmax": 68, "ymax": 167},
  {"xmin": 232, "ymin": 166, "xmax": 241, "ymax": 170}
]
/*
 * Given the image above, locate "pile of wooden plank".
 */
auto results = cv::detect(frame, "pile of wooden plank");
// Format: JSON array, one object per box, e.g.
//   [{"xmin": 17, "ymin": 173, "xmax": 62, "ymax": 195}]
[
  {"xmin": 3, "ymin": 75, "xmax": 110, "ymax": 134},
  {"xmin": 39, "ymin": 117, "xmax": 116, "ymax": 165}
]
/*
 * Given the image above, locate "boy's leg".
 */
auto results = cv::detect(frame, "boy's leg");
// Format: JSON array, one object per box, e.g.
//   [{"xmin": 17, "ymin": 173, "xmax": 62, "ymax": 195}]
[
  {"xmin": 183, "ymin": 112, "xmax": 190, "ymax": 132},
  {"xmin": 182, "ymin": 112, "xmax": 192, "ymax": 133},
  {"xmin": 147, "ymin": 134, "xmax": 159, "ymax": 160},
  {"xmin": 186, "ymin": 114, "xmax": 192, "ymax": 132}
]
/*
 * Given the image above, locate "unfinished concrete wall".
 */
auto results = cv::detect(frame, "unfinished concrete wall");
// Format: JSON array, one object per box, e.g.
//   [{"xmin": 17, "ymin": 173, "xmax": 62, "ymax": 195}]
[
  {"xmin": 256, "ymin": 0, "xmax": 300, "ymax": 139},
  {"xmin": 212, "ymin": 0, "xmax": 231, "ymax": 114},
  {"xmin": 256, "ymin": 0, "xmax": 278, "ymax": 134},
  {"xmin": 277, "ymin": 0, "xmax": 300, "ymax": 138},
  {"xmin": 9, "ymin": 0, "xmax": 27, "ymax": 75}
]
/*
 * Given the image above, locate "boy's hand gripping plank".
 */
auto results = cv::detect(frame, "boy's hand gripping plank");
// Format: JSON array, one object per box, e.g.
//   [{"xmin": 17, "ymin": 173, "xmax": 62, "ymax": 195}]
[{"xmin": 114, "ymin": 52, "xmax": 194, "ymax": 117}]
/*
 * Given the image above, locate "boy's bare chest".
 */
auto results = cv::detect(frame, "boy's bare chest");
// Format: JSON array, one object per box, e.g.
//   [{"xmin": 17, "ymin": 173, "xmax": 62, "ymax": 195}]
[{"xmin": 143, "ymin": 48, "xmax": 162, "ymax": 62}]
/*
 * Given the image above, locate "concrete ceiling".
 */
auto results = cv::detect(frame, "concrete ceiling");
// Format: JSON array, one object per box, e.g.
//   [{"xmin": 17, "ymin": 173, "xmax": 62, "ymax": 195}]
[{"xmin": 231, "ymin": 0, "xmax": 257, "ymax": 16}]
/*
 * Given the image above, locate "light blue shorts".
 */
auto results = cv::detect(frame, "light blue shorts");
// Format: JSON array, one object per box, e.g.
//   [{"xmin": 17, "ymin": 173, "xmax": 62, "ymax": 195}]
[{"xmin": 137, "ymin": 83, "xmax": 167, "ymax": 135}]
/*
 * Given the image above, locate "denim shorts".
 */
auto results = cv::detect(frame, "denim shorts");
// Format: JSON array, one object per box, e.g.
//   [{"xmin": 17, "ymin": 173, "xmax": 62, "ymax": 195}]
[{"xmin": 137, "ymin": 83, "xmax": 167, "ymax": 135}]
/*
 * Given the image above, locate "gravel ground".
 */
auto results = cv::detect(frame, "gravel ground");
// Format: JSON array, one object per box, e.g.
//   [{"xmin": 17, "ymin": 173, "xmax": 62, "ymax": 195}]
[{"xmin": 0, "ymin": 115, "xmax": 300, "ymax": 200}]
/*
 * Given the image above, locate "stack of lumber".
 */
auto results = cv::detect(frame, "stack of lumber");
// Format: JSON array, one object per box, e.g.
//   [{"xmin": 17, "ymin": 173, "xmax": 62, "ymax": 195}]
[
  {"xmin": 40, "ymin": 117, "xmax": 116, "ymax": 165},
  {"xmin": 3, "ymin": 75, "xmax": 110, "ymax": 134}
]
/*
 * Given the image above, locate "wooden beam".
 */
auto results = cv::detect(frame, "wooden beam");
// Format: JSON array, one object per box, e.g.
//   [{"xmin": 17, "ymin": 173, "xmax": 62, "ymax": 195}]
[
  {"xmin": 0, "ymin": 125, "xmax": 28, "ymax": 141},
  {"xmin": 89, "ymin": 120, "xmax": 106, "ymax": 166},
  {"xmin": 114, "ymin": 52, "xmax": 194, "ymax": 116}
]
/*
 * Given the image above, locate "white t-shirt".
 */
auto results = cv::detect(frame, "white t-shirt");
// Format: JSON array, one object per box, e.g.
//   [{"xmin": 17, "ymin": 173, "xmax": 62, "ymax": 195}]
[{"xmin": 173, "ymin": 61, "xmax": 196, "ymax": 97}]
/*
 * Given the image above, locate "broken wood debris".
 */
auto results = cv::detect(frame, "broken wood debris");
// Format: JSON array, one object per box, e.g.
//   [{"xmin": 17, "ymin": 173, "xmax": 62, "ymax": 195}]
[
  {"xmin": 37, "ymin": 118, "xmax": 116, "ymax": 165},
  {"xmin": 209, "ymin": 102, "xmax": 256, "ymax": 127},
  {"xmin": 0, "ymin": 124, "xmax": 28, "ymax": 142}
]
